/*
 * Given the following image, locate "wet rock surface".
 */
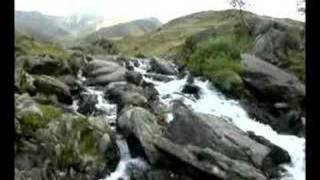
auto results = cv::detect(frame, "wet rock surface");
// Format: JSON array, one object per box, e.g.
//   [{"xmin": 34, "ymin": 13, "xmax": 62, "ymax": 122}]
[
  {"xmin": 15, "ymin": 54, "xmax": 304, "ymax": 180},
  {"xmin": 240, "ymin": 54, "xmax": 305, "ymax": 136}
]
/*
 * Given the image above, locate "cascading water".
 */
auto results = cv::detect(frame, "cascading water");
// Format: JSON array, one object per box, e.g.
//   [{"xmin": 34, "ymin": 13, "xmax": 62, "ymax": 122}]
[
  {"xmin": 131, "ymin": 59, "xmax": 305, "ymax": 180},
  {"xmin": 74, "ymin": 70, "xmax": 148, "ymax": 180},
  {"xmin": 74, "ymin": 58, "xmax": 305, "ymax": 180},
  {"xmin": 101, "ymin": 135, "xmax": 149, "ymax": 180}
]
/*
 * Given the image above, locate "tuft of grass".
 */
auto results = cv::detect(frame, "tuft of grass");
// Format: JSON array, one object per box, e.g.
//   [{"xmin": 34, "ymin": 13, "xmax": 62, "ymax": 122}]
[{"xmin": 19, "ymin": 104, "xmax": 63, "ymax": 135}]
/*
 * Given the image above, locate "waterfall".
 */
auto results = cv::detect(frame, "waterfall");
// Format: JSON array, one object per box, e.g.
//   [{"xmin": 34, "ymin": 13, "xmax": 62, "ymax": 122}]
[{"xmin": 75, "ymin": 58, "xmax": 305, "ymax": 180}]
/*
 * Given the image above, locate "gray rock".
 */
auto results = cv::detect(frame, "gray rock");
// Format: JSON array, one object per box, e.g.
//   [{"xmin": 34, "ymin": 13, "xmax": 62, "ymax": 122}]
[
  {"xmin": 248, "ymin": 17, "xmax": 304, "ymax": 67},
  {"xmin": 15, "ymin": 106, "xmax": 119, "ymax": 180},
  {"xmin": 83, "ymin": 59, "xmax": 120, "ymax": 76},
  {"xmin": 117, "ymin": 107, "xmax": 163, "ymax": 164},
  {"xmin": 23, "ymin": 55, "xmax": 70, "ymax": 76},
  {"xmin": 77, "ymin": 93, "xmax": 98, "ymax": 115},
  {"xmin": 15, "ymin": 93, "xmax": 43, "ymax": 119},
  {"xmin": 84, "ymin": 59, "xmax": 127, "ymax": 86},
  {"xmin": 105, "ymin": 82, "xmax": 157, "ymax": 112},
  {"xmin": 240, "ymin": 54, "xmax": 305, "ymax": 107},
  {"xmin": 116, "ymin": 101, "xmax": 288, "ymax": 180},
  {"xmin": 149, "ymin": 58, "xmax": 177, "ymax": 75},
  {"xmin": 99, "ymin": 133, "xmax": 112, "ymax": 154},
  {"xmin": 15, "ymin": 69, "xmax": 36, "ymax": 95},
  {"xmin": 33, "ymin": 75, "xmax": 72, "ymax": 104},
  {"xmin": 125, "ymin": 71, "xmax": 143, "ymax": 85},
  {"xmin": 181, "ymin": 84, "xmax": 201, "ymax": 99},
  {"xmin": 151, "ymin": 100, "xmax": 289, "ymax": 180}
]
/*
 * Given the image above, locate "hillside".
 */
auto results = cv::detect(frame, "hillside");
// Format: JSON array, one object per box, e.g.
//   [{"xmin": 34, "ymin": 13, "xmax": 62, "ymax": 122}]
[
  {"xmin": 85, "ymin": 17, "xmax": 162, "ymax": 41},
  {"xmin": 115, "ymin": 9, "xmax": 304, "ymax": 57}
]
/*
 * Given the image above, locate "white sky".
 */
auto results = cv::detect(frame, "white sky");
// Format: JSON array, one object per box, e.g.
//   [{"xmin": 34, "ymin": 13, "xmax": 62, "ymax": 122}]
[{"xmin": 15, "ymin": 0, "xmax": 305, "ymax": 25}]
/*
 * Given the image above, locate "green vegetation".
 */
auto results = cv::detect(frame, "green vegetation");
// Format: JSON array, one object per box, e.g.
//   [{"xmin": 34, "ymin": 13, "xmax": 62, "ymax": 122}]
[
  {"xmin": 87, "ymin": 39, "xmax": 119, "ymax": 55},
  {"xmin": 15, "ymin": 32, "xmax": 71, "ymax": 61},
  {"xmin": 114, "ymin": 10, "xmax": 251, "ymax": 56},
  {"xmin": 19, "ymin": 104, "xmax": 63, "ymax": 135},
  {"xmin": 58, "ymin": 116, "xmax": 103, "ymax": 169},
  {"xmin": 287, "ymin": 50, "xmax": 305, "ymax": 82},
  {"xmin": 185, "ymin": 34, "xmax": 253, "ymax": 98}
]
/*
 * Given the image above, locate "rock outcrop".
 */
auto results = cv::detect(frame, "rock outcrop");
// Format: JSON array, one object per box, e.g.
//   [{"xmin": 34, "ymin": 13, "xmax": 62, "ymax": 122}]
[
  {"xmin": 149, "ymin": 58, "xmax": 177, "ymax": 75},
  {"xmin": 15, "ymin": 93, "xmax": 119, "ymax": 180},
  {"xmin": 115, "ymin": 100, "xmax": 291, "ymax": 180},
  {"xmin": 241, "ymin": 54, "xmax": 305, "ymax": 108}
]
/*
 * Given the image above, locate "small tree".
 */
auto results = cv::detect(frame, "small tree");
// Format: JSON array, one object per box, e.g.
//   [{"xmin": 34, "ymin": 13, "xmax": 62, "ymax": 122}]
[{"xmin": 228, "ymin": 0, "xmax": 251, "ymax": 33}]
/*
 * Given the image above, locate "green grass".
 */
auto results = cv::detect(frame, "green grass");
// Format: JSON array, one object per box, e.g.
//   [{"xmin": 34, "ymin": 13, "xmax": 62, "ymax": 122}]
[
  {"xmin": 19, "ymin": 104, "xmax": 63, "ymax": 135},
  {"xmin": 287, "ymin": 50, "xmax": 305, "ymax": 82},
  {"xmin": 15, "ymin": 32, "xmax": 71, "ymax": 61},
  {"xmin": 114, "ymin": 10, "xmax": 254, "ymax": 56},
  {"xmin": 185, "ymin": 34, "xmax": 253, "ymax": 98}
]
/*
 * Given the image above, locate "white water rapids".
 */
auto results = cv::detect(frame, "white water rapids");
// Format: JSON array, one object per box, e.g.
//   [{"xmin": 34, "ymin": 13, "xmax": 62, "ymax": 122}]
[{"xmin": 78, "ymin": 58, "xmax": 305, "ymax": 180}]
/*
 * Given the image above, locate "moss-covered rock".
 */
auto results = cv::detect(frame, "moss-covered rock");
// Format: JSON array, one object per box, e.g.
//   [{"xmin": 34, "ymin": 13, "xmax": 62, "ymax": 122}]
[
  {"xmin": 15, "ymin": 69, "xmax": 36, "ymax": 95},
  {"xmin": 33, "ymin": 75, "xmax": 72, "ymax": 104},
  {"xmin": 211, "ymin": 70, "xmax": 248, "ymax": 99},
  {"xmin": 15, "ymin": 94, "xmax": 119, "ymax": 179}
]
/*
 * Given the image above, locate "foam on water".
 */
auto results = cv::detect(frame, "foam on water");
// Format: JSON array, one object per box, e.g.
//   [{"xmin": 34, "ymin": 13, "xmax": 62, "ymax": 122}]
[
  {"xmin": 82, "ymin": 59, "xmax": 304, "ymax": 180},
  {"xmin": 101, "ymin": 136, "xmax": 148, "ymax": 180},
  {"xmin": 134, "ymin": 59, "xmax": 305, "ymax": 180}
]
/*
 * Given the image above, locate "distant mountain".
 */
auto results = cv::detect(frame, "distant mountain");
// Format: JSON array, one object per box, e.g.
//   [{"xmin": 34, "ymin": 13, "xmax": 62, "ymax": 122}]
[
  {"xmin": 15, "ymin": 11, "xmax": 104, "ymax": 42},
  {"xmin": 60, "ymin": 14, "xmax": 104, "ymax": 37},
  {"xmin": 15, "ymin": 11, "xmax": 70, "ymax": 42},
  {"xmin": 86, "ymin": 17, "xmax": 162, "ymax": 41}
]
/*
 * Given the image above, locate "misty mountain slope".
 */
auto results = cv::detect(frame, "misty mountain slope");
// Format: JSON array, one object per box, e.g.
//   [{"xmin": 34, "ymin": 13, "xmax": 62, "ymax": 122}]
[
  {"xmin": 15, "ymin": 11, "xmax": 104, "ymax": 42},
  {"xmin": 85, "ymin": 17, "xmax": 162, "ymax": 41},
  {"xmin": 15, "ymin": 11, "xmax": 70, "ymax": 42}
]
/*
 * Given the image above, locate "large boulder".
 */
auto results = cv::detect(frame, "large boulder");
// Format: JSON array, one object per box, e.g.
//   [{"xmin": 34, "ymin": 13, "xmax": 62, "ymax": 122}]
[
  {"xmin": 149, "ymin": 58, "xmax": 177, "ymax": 75},
  {"xmin": 23, "ymin": 54, "xmax": 73, "ymax": 76},
  {"xmin": 104, "ymin": 82, "xmax": 150, "ymax": 112},
  {"xmin": 117, "ymin": 107, "xmax": 164, "ymax": 164},
  {"xmin": 116, "ymin": 101, "xmax": 290, "ymax": 180},
  {"xmin": 125, "ymin": 70, "xmax": 143, "ymax": 86},
  {"xmin": 152, "ymin": 100, "xmax": 286, "ymax": 180},
  {"xmin": 33, "ymin": 75, "xmax": 73, "ymax": 104},
  {"xmin": 83, "ymin": 59, "xmax": 127, "ymax": 86},
  {"xmin": 83, "ymin": 59, "xmax": 120, "ymax": 76},
  {"xmin": 241, "ymin": 100, "xmax": 305, "ymax": 137},
  {"xmin": 240, "ymin": 54, "xmax": 305, "ymax": 108},
  {"xmin": 248, "ymin": 17, "xmax": 304, "ymax": 67},
  {"xmin": 15, "ymin": 95, "xmax": 120, "ymax": 180}
]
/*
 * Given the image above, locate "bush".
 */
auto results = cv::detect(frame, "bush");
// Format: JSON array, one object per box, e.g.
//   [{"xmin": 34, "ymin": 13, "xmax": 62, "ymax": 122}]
[{"xmin": 186, "ymin": 35, "xmax": 251, "ymax": 98}]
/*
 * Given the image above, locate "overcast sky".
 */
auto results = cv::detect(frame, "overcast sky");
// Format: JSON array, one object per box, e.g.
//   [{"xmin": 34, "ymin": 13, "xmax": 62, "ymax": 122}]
[{"xmin": 15, "ymin": 0, "xmax": 305, "ymax": 24}]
